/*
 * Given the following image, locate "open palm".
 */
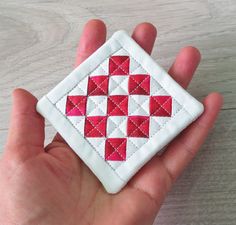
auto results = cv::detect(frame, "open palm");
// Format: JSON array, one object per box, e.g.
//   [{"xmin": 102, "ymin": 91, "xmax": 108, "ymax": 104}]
[{"xmin": 0, "ymin": 20, "xmax": 222, "ymax": 225}]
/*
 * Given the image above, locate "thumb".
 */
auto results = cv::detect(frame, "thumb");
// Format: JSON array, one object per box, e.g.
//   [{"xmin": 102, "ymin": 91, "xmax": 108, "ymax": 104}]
[{"xmin": 5, "ymin": 88, "xmax": 45, "ymax": 160}]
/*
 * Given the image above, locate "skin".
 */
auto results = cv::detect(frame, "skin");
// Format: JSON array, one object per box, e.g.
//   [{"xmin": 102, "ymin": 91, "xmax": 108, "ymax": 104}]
[{"xmin": 0, "ymin": 19, "xmax": 223, "ymax": 225}]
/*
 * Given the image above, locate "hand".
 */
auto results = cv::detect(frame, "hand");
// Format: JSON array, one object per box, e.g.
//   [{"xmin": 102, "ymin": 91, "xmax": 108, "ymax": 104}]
[{"xmin": 0, "ymin": 19, "xmax": 223, "ymax": 225}]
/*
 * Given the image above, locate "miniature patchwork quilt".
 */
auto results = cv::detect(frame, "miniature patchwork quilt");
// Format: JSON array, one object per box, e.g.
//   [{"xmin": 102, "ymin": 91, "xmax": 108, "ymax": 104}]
[{"xmin": 36, "ymin": 30, "xmax": 204, "ymax": 193}]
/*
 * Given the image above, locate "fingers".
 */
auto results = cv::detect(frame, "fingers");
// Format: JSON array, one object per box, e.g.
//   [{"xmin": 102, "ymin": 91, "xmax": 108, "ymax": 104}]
[
  {"xmin": 75, "ymin": 19, "xmax": 106, "ymax": 66},
  {"xmin": 5, "ymin": 89, "xmax": 45, "ymax": 159},
  {"xmin": 160, "ymin": 92, "xmax": 223, "ymax": 182},
  {"xmin": 132, "ymin": 22, "xmax": 157, "ymax": 54},
  {"xmin": 53, "ymin": 19, "xmax": 107, "ymax": 143},
  {"xmin": 129, "ymin": 93, "xmax": 223, "ymax": 206},
  {"xmin": 168, "ymin": 46, "xmax": 201, "ymax": 88}
]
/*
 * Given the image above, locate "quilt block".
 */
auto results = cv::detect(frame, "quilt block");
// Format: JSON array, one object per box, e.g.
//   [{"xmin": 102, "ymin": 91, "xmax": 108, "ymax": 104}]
[{"xmin": 36, "ymin": 30, "xmax": 204, "ymax": 193}]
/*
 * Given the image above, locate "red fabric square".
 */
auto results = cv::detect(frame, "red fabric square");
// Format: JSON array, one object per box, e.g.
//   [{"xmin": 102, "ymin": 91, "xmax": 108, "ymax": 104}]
[
  {"xmin": 88, "ymin": 76, "xmax": 108, "ymax": 96},
  {"xmin": 129, "ymin": 75, "xmax": 150, "ymax": 95},
  {"xmin": 105, "ymin": 138, "xmax": 127, "ymax": 161},
  {"xmin": 84, "ymin": 116, "xmax": 107, "ymax": 137},
  {"xmin": 150, "ymin": 96, "xmax": 172, "ymax": 117},
  {"xmin": 107, "ymin": 95, "xmax": 128, "ymax": 116},
  {"xmin": 109, "ymin": 56, "xmax": 130, "ymax": 75},
  {"xmin": 127, "ymin": 116, "xmax": 149, "ymax": 138},
  {"xmin": 66, "ymin": 95, "xmax": 87, "ymax": 116}
]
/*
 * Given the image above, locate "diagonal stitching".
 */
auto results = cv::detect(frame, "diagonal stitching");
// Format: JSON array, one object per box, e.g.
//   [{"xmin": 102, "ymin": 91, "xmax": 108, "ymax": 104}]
[
  {"xmin": 87, "ymin": 96, "xmax": 107, "ymax": 115},
  {"xmin": 53, "ymin": 42, "xmax": 190, "ymax": 172},
  {"xmin": 88, "ymin": 76, "xmax": 108, "ymax": 96},
  {"xmin": 109, "ymin": 56, "xmax": 130, "ymax": 75},
  {"xmin": 150, "ymin": 77, "xmax": 162, "ymax": 95},
  {"xmin": 106, "ymin": 138, "xmax": 126, "ymax": 160},
  {"xmin": 66, "ymin": 96, "xmax": 86, "ymax": 115},
  {"xmin": 151, "ymin": 96, "xmax": 172, "ymax": 116},
  {"xmin": 129, "ymin": 75, "xmax": 150, "ymax": 95},
  {"xmin": 85, "ymin": 116, "xmax": 107, "ymax": 137},
  {"xmin": 129, "ymin": 96, "xmax": 150, "ymax": 115},
  {"xmin": 70, "ymin": 77, "xmax": 88, "ymax": 95},
  {"xmin": 128, "ymin": 117, "xmax": 149, "ymax": 137},
  {"xmin": 107, "ymin": 116, "xmax": 127, "ymax": 137},
  {"xmin": 108, "ymin": 96, "xmax": 128, "ymax": 115},
  {"xmin": 53, "ymin": 97, "xmax": 183, "ymax": 174},
  {"xmin": 109, "ymin": 76, "xmax": 128, "ymax": 94}
]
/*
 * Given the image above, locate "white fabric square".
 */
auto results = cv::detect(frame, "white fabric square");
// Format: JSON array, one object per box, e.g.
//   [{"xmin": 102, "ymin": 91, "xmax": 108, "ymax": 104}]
[
  {"xmin": 107, "ymin": 116, "xmax": 127, "ymax": 138},
  {"xmin": 86, "ymin": 96, "xmax": 107, "ymax": 116},
  {"xmin": 128, "ymin": 95, "xmax": 150, "ymax": 116},
  {"xmin": 108, "ymin": 76, "xmax": 128, "ymax": 95},
  {"xmin": 55, "ymin": 95, "xmax": 67, "ymax": 114},
  {"xmin": 37, "ymin": 30, "xmax": 204, "ymax": 194},
  {"xmin": 69, "ymin": 76, "xmax": 88, "ymax": 95},
  {"xmin": 150, "ymin": 76, "xmax": 163, "ymax": 95},
  {"xmin": 90, "ymin": 58, "xmax": 109, "ymax": 76},
  {"xmin": 86, "ymin": 137, "xmax": 106, "ymax": 158},
  {"xmin": 126, "ymin": 138, "xmax": 148, "ymax": 159},
  {"xmin": 68, "ymin": 116, "xmax": 85, "ymax": 136}
]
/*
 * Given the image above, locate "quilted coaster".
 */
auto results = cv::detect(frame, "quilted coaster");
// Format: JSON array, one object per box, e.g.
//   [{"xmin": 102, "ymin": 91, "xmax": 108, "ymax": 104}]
[{"xmin": 36, "ymin": 30, "xmax": 204, "ymax": 194}]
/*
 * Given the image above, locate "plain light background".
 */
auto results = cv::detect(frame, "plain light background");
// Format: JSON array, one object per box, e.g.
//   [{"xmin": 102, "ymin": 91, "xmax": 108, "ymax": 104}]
[{"xmin": 0, "ymin": 0, "xmax": 235, "ymax": 224}]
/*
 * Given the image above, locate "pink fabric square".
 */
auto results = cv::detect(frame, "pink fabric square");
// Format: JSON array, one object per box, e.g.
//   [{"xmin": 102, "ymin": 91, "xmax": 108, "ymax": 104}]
[
  {"xmin": 107, "ymin": 95, "xmax": 128, "ymax": 116},
  {"xmin": 66, "ymin": 95, "xmax": 87, "ymax": 116},
  {"xmin": 84, "ymin": 116, "xmax": 107, "ymax": 137},
  {"xmin": 127, "ymin": 116, "xmax": 150, "ymax": 138},
  {"xmin": 150, "ymin": 96, "xmax": 172, "ymax": 116},
  {"xmin": 129, "ymin": 75, "xmax": 150, "ymax": 95},
  {"xmin": 109, "ymin": 56, "xmax": 130, "ymax": 75},
  {"xmin": 105, "ymin": 138, "xmax": 127, "ymax": 161},
  {"xmin": 88, "ymin": 76, "xmax": 109, "ymax": 96}
]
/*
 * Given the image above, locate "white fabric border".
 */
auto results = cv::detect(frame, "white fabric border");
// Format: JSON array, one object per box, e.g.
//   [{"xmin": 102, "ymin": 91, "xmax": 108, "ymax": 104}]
[
  {"xmin": 37, "ymin": 96, "xmax": 125, "ymax": 193},
  {"xmin": 36, "ymin": 30, "xmax": 204, "ymax": 194}
]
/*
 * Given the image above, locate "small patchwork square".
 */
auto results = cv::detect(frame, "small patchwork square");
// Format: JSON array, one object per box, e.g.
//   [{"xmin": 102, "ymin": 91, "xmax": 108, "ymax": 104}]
[
  {"xmin": 107, "ymin": 116, "xmax": 127, "ymax": 137},
  {"xmin": 150, "ymin": 96, "xmax": 172, "ymax": 117},
  {"xmin": 129, "ymin": 74, "xmax": 150, "ymax": 95},
  {"xmin": 65, "ymin": 96, "xmax": 87, "ymax": 116},
  {"xmin": 108, "ymin": 76, "xmax": 129, "ymax": 95},
  {"xmin": 37, "ymin": 30, "xmax": 204, "ymax": 194},
  {"xmin": 107, "ymin": 95, "xmax": 128, "ymax": 116},
  {"xmin": 68, "ymin": 116, "xmax": 85, "ymax": 136},
  {"xmin": 84, "ymin": 116, "xmax": 107, "ymax": 137},
  {"xmin": 105, "ymin": 138, "xmax": 127, "ymax": 161},
  {"xmin": 128, "ymin": 95, "xmax": 150, "ymax": 116},
  {"xmin": 88, "ymin": 76, "xmax": 109, "ymax": 96},
  {"xmin": 86, "ymin": 96, "xmax": 107, "ymax": 116},
  {"xmin": 127, "ymin": 116, "xmax": 150, "ymax": 138},
  {"xmin": 109, "ymin": 56, "xmax": 130, "ymax": 75},
  {"xmin": 150, "ymin": 77, "xmax": 162, "ymax": 95}
]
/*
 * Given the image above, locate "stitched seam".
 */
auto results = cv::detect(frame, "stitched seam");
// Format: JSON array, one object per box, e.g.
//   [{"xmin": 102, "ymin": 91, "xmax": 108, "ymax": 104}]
[
  {"xmin": 108, "ymin": 96, "xmax": 128, "ymax": 115},
  {"xmin": 109, "ymin": 76, "xmax": 128, "ymax": 94},
  {"xmin": 85, "ymin": 117, "xmax": 107, "ymax": 137},
  {"xmin": 66, "ymin": 97, "xmax": 86, "ymax": 115},
  {"xmin": 151, "ymin": 96, "xmax": 172, "ymax": 116},
  {"xmin": 106, "ymin": 138, "xmax": 126, "ymax": 160},
  {"xmin": 121, "ymin": 103, "xmax": 183, "ymax": 170},
  {"xmin": 107, "ymin": 116, "xmax": 127, "ymax": 137},
  {"xmin": 88, "ymin": 77, "xmax": 108, "ymax": 96},
  {"xmin": 128, "ymin": 117, "xmax": 149, "ymax": 137},
  {"xmin": 47, "ymin": 96, "xmax": 125, "ymax": 180},
  {"xmin": 129, "ymin": 75, "xmax": 150, "ymax": 95},
  {"xmin": 109, "ymin": 56, "xmax": 129, "ymax": 75},
  {"xmin": 112, "ymin": 39, "xmax": 193, "ymax": 117},
  {"xmin": 71, "ymin": 77, "xmax": 87, "ymax": 95},
  {"xmin": 129, "ymin": 96, "xmax": 150, "ymax": 115},
  {"xmin": 87, "ymin": 96, "xmax": 107, "ymax": 116},
  {"xmin": 55, "ymin": 47, "xmax": 124, "ymax": 107},
  {"xmin": 52, "ymin": 41, "xmax": 194, "ymax": 172},
  {"xmin": 87, "ymin": 137, "xmax": 123, "ymax": 169}
]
